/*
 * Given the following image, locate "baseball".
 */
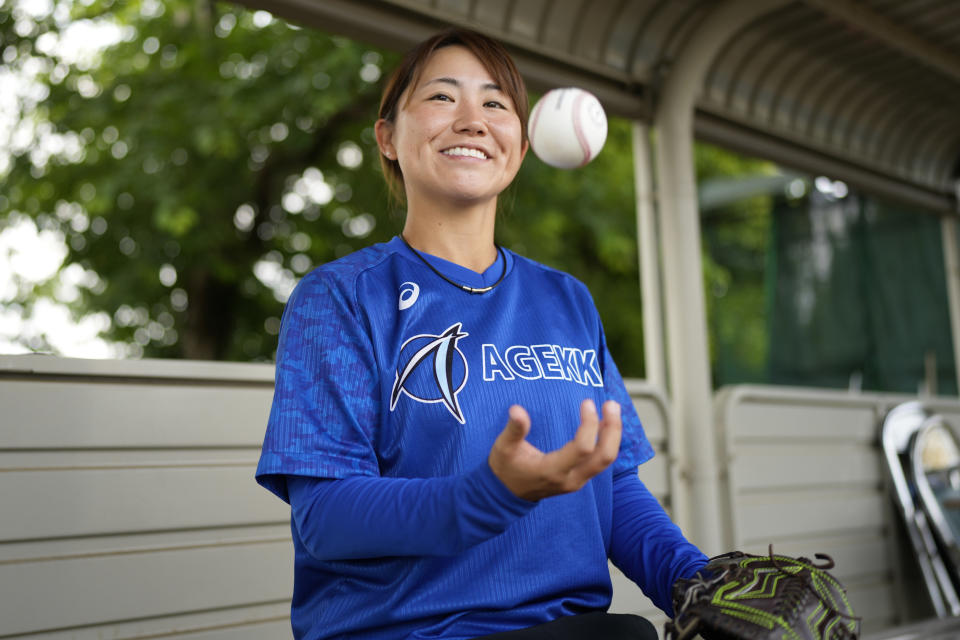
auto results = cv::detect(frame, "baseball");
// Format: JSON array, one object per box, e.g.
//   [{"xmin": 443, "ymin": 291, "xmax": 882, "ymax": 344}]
[{"xmin": 528, "ymin": 87, "xmax": 608, "ymax": 169}]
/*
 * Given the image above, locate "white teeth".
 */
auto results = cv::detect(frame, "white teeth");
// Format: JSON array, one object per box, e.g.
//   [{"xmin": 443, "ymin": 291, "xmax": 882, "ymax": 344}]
[{"xmin": 442, "ymin": 146, "xmax": 488, "ymax": 159}]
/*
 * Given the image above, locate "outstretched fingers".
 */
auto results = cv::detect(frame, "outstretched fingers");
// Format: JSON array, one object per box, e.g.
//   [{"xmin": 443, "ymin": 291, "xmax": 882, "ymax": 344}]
[
  {"xmin": 488, "ymin": 400, "xmax": 624, "ymax": 501},
  {"xmin": 573, "ymin": 398, "xmax": 600, "ymax": 450},
  {"xmin": 549, "ymin": 399, "xmax": 622, "ymax": 491},
  {"xmin": 488, "ymin": 405, "xmax": 545, "ymax": 500},
  {"xmin": 501, "ymin": 405, "xmax": 531, "ymax": 444},
  {"xmin": 597, "ymin": 400, "xmax": 623, "ymax": 462}
]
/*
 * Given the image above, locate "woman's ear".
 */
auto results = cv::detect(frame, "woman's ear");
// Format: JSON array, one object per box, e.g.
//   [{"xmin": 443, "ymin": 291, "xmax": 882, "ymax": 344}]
[{"xmin": 375, "ymin": 119, "xmax": 396, "ymax": 160}]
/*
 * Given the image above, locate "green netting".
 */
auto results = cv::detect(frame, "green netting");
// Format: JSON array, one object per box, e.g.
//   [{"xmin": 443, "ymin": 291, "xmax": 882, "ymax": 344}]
[{"xmin": 704, "ymin": 186, "xmax": 957, "ymax": 395}]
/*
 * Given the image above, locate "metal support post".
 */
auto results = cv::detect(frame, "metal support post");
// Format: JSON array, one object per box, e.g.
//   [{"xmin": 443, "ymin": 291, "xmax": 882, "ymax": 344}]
[
  {"xmin": 942, "ymin": 216, "xmax": 960, "ymax": 395},
  {"xmin": 651, "ymin": 0, "xmax": 790, "ymax": 553},
  {"xmin": 632, "ymin": 122, "xmax": 667, "ymax": 392}
]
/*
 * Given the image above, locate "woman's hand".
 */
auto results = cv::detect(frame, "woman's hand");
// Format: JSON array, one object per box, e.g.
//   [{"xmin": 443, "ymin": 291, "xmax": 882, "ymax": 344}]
[{"xmin": 488, "ymin": 399, "xmax": 622, "ymax": 501}]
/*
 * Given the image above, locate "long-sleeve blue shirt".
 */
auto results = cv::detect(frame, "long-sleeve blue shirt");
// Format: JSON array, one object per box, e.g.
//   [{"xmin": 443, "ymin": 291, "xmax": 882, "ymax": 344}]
[
  {"xmin": 256, "ymin": 237, "xmax": 707, "ymax": 639},
  {"xmin": 287, "ymin": 467, "xmax": 704, "ymax": 615}
]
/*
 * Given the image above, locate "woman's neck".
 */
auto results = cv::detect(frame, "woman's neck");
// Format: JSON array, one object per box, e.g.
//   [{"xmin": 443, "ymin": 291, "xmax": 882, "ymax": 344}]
[{"xmin": 402, "ymin": 198, "xmax": 498, "ymax": 273}]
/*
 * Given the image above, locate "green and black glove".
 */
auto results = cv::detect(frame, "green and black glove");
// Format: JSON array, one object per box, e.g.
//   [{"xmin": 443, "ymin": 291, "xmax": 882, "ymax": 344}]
[{"xmin": 665, "ymin": 547, "xmax": 860, "ymax": 640}]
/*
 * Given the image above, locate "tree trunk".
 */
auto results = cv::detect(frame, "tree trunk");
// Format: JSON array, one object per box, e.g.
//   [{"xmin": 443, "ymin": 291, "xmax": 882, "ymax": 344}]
[{"xmin": 181, "ymin": 270, "xmax": 236, "ymax": 360}]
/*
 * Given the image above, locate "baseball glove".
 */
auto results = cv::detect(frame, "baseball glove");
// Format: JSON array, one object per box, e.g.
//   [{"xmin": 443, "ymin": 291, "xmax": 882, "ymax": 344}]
[{"xmin": 665, "ymin": 546, "xmax": 860, "ymax": 640}]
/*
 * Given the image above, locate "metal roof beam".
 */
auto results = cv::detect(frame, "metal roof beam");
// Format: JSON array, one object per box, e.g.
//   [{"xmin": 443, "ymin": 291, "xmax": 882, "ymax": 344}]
[
  {"xmin": 695, "ymin": 111, "xmax": 955, "ymax": 214},
  {"xmin": 803, "ymin": 0, "xmax": 960, "ymax": 84},
  {"xmin": 230, "ymin": 0, "xmax": 443, "ymax": 50}
]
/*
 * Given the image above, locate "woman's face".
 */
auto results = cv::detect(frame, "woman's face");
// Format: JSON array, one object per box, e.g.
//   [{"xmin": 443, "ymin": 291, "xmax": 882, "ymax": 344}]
[{"xmin": 377, "ymin": 45, "xmax": 528, "ymax": 209}]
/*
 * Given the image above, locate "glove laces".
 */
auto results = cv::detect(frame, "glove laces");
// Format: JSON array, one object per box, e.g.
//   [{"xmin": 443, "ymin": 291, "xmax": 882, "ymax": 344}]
[{"xmin": 765, "ymin": 544, "xmax": 861, "ymax": 636}]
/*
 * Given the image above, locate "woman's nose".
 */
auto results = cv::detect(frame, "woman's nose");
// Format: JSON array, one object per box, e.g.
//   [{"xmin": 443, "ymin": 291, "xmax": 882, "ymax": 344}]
[{"xmin": 454, "ymin": 102, "xmax": 486, "ymax": 135}]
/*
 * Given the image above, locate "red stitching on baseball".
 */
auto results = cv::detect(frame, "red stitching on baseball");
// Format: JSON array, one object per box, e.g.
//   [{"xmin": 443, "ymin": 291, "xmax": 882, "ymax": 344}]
[
  {"xmin": 528, "ymin": 94, "xmax": 545, "ymax": 148},
  {"xmin": 571, "ymin": 91, "xmax": 591, "ymax": 167}
]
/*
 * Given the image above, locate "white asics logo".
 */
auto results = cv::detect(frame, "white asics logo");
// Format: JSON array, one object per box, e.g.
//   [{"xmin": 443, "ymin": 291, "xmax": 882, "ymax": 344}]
[{"xmin": 399, "ymin": 282, "xmax": 419, "ymax": 310}]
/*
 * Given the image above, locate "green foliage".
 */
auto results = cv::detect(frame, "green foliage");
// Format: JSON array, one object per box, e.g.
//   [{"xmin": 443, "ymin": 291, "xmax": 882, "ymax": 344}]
[
  {"xmin": 502, "ymin": 115, "xmax": 645, "ymax": 376},
  {"xmin": 1, "ymin": 1, "xmax": 777, "ymax": 382},
  {"xmin": 1, "ymin": 0, "xmax": 401, "ymax": 359},
  {"xmin": 696, "ymin": 142, "xmax": 778, "ymax": 385}
]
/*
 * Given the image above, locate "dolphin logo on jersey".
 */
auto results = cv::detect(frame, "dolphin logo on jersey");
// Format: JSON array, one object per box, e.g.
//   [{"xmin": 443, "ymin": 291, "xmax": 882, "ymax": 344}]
[{"xmin": 390, "ymin": 323, "xmax": 469, "ymax": 424}]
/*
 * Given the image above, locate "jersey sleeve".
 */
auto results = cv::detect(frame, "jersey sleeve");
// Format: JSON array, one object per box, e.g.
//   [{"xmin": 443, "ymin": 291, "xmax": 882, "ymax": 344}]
[
  {"xmin": 287, "ymin": 463, "xmax": 536, "ymax": 559},
  {"xmin": 256, "ymin": 269, "xmax": 381, "ymax": 503},
  {"xmin": 598, "ymin": 320, "xmax": 655, "ymax": 473},
  {"xmin": 609, "ymin": 469, "xmax": 708, "ymax": 616}
]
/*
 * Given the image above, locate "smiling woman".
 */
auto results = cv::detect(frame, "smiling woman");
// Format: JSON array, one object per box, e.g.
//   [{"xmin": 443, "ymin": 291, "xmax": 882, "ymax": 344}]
[
  {"xmin": 373, "ymin": 32, "xmax": 529, "ymax": 271},
  {"xmin": 375, "ymin": 45, "xmax": 526, "ymax": 259},
  {"xmin": 254, "ymin": 27, "xmax": 708, "ymax": 640},
  {"xmin": 375, "ymin": 29, "xmax": 529, "ymax": 202}
]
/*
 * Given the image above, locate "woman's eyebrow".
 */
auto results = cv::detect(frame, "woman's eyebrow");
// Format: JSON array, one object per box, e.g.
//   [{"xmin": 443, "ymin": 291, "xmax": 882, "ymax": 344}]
[{"xmin": 424, "ymin": 77, "xmax": 503, "ymax": 92}]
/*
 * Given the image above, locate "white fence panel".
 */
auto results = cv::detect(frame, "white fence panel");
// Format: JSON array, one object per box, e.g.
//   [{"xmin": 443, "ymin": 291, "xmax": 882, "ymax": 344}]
[
  {"xmin": 0, "ymin": 355, "xmax": 293, "ymax": 639},
  {"xmin": 9, "ymin": 358, "xmax": 956, "ymax": 638},
  {"xmin": 715, "ymin": 384, "xmax": 960, "ymax": 635},
  {"xmin": 608, "ymin": 381, "xmax": 677, "ymax": 636},
  {"xmin": 0, "ymin": 356, "xmax": 680, "ymax": 639}
]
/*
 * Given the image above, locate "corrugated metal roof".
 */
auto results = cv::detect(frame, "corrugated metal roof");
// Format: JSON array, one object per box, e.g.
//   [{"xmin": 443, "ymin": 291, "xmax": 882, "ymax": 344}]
[{"xmin": 236, "ymin": 0, "xmax": 960, "ymax": 213}]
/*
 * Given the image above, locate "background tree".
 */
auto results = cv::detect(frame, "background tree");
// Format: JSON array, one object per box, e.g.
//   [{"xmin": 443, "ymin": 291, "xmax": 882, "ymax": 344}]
[
  {"xmin": 1, "ymin": 0, "xmax": 402, "ymax": 360},
  {"xmin": 501, "ymin": 117, "xmax": 648, "ymax": 376},
  {"xmin": 696, "ymin": 142, "xmax": 779, "ymax": 386},
  {"xmin": 1, "ymin": 0, "xmax": 776, "ymax": 381}
]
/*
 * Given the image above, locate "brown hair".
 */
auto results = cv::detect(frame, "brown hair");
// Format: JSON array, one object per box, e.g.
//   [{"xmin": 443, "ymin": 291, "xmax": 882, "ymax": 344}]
[{"xmin": 378, "ymin": 28, "xmax": 530, "ymax": 203}]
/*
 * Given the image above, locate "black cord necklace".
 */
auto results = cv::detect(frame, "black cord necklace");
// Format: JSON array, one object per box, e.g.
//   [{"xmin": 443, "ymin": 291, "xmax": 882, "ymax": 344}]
[{"xmin": 400, "ymin": 235, "xmax": 508, "ymax": 294}]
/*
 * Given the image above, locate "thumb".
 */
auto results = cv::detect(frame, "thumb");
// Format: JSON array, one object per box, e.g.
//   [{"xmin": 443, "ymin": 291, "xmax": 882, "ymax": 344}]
[{"xmin": 501, "ymin": 405, "xmax": 531, "ymax": 443}]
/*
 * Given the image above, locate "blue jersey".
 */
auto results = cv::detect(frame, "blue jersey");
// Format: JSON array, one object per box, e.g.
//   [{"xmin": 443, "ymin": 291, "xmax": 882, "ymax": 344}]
[{"xmin": 257, "ymin": 236, "xmax": 658, "ymax": 639}]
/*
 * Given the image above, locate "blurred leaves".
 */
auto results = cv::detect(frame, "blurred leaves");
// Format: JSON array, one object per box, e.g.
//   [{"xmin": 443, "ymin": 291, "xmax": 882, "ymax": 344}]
[
  {"xmin": 1, "ymin": 0, "xmax": 775, "ymax": 380},
  {"xmin": 697, "ymin": 142, "xmax": 778, "ymax": 385},
  {"xmin": 502, "ymin": 115, "xmax": 646, "ymax": 376},
  {"xmin": 1, "ymin": 0, "xmax": 401, "ymax": 359}
]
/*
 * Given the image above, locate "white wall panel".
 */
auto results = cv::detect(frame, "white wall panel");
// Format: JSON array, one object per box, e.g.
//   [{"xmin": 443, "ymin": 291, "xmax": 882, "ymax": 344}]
[
  {"xmin": 0, "ymin": 540, "xmax": 292, "ymax": 635},
  {"xmin": 27, "ymin": 363, "xmax": 940, "ymax": 636},
  {"xmin": 715, "ymin": 384, "xmax": 960, "ymax": 633},
  {"xmin": 607, "ymin": 382, "xmax": 674, "ymax": 638},
  {"xmin": 8, "ymin": 357, "xmax": 945, "ymax": 638},
  {"xmin": 731, "ymin": 443, "xmax": 882, "ymax": 490},
  {"xmin": 0, "ymin": 379, "xmax": 273, "ymax": 448},
  {"xmin": 27, "ymin": 602, "xmax": 291, "ymax": 640},
  {"xmin": 736, "ymin": 489, "xmax": 886, "ymax": 540},
  {"xmin": 0, "ymin": 356, "xmax": 676, "ymax": 638},
  {"xmin": 637, "ymin": 449, "xmax": 669, "ymax": 499},
  {"xmin": 0, "ymin": 465, "xmax": 287, "ymax": 541},
  {"xmin": 846, "ymin": 579, "xmax": 900, "ymax": 634},
  {"xmin": 725, "ymin": 399, "xmax": 878, "ymax": 442},
  {"xmin": 737, "ymin": 532, "xmax": 891, "ymax": 581},
  {"xmin": 0, "ymin": 356, "xmax": 291, "ymax": 639},
  {"xmin": 609, "ymin": 564, "xmax": 668, "ymax": 637}
]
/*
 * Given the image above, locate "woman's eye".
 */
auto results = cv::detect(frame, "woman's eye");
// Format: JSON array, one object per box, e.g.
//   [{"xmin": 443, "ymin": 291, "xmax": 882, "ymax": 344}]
[
  {"xmin": 429, "ymin": 94, "xmax": 453, "ymax": 102},
  {"xmin": 485, "ymin": 101, "xmax": 507, "ymax": 109}
]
